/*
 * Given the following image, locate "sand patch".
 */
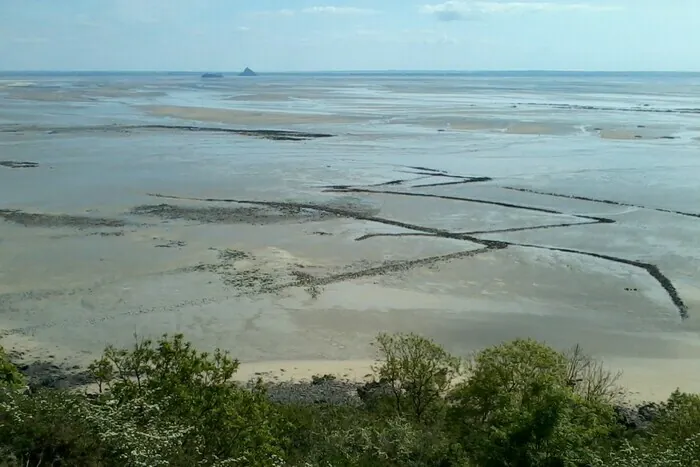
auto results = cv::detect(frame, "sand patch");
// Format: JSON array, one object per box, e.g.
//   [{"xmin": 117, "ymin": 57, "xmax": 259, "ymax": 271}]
[
  {"xmin": 414, "ymin": 118, "xmax": 574, "ymax": 135},
  {"xmin": 440, "ymin": 121, "xmax": 501, "ymax": 131},
  {"xmin": 599, "ymin": 129, "xmax": 644, "ymax": 140},
  {"xmin": 227, "ymin": 93, "xmax": 294, "ymax": 102},
  {"xmin": 139, "ymin": 105, "xmax": 364, "ymax": 125},
  {"xmin": 596, "ymin": 127, "xmax": 679, "ymax": 141},
  {"xmin": 504, "ymin": 122, "xmax": 574, "ymax": 135},
  {"xmin": 3, "ymin": 90, "xmax": 94, "ymax": 103}
]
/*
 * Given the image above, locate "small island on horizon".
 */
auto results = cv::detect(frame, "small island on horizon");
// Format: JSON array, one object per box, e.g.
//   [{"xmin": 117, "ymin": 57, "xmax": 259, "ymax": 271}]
[{"xmin": 200, "ymin": 68, "xmax": 257, "ymax": 78}]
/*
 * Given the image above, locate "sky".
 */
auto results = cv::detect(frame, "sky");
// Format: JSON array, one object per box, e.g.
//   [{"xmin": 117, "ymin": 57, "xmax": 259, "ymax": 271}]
[{"xmin": 0, "ymin": 0, "xmax": 698, "ymax": 71}]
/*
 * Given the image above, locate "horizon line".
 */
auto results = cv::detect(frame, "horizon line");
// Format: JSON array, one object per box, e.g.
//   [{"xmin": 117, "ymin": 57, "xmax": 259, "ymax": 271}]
[{"xmin": 1, "ymin": 69, "xmax": 699, "ymax": 74}]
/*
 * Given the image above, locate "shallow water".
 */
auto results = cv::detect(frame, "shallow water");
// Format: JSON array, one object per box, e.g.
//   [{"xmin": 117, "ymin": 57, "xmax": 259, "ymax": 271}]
[{"xmin": 1, "ymin": 71, "xmax": 700, "ymax": 395}]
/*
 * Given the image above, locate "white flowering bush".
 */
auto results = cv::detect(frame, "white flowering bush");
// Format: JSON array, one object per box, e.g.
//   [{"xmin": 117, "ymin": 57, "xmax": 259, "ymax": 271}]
[
  {"xmin": 277, "ymin": 403, "xmax": 466, "ymax": 467},
  {"xmin": 84, "ymin": 393, "xmax": 197, "ymax": 466},
  {"xmin": 0, "ymin": 388, "xmax": 106, "ymax": 465},
  {"xmin": 600, "ymin": 434, "xmax": 700, "ymax": 467},
  {"xmin": 88, "ymin": 333, "xmax": 286, "ymax": 465},
  {"xmin": 599, "ymin": 390, "xmax": 700, "ymax": 467},
  {"xmin": 315, "ymin": 416, "xmax": 465, "ymax": 466}
]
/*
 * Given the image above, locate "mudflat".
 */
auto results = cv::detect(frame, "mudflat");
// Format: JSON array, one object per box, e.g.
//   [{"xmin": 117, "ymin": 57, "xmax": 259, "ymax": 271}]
[{"xmin": 1, "ymin": 71, "xmax": 699, "ymax": 399}]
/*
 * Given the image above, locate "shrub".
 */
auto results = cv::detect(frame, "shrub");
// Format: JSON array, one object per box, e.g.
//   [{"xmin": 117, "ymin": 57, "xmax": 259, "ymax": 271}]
[
  {"xmin": 89, "ymin": 333, "xmax": 285, "ymax": 465},
  {"xmin": 0, "ymin": 347, "xmax": 24, "ymax": 390},
  {"xmin": 373, "ymin": 333, "xmax": 461, "ymax": 422},
  {"xmin": 448, "ymin": 339, "xmax": 615, "ymax": 467},
  {"xmin": 603, "ymin": 390, "xmax": 700, "ymax": 466},
  {"xmin": 282, "ymin": 404, "xmax": 467, "ymax": 467},
  {"xmin": 0, "ymin": 389, "xmax": 105, "ymax": 466},
  {"xmin": 651, "ymin": 390, "xmax": 700, "ymax": 442},
  {"xmin": 5, "ymin": 332, "xmax": 700, "ymax": 466}
]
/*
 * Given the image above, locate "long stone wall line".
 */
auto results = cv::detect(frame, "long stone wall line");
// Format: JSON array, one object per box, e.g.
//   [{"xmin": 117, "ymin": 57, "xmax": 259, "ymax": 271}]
[
  {"xmin": 323, "ymin": 187, "xmax": 610, "ymax": 220},
  {"xmin": 509, "ymin": 242, "xmax": 689, "ymax": 319},
  {"xmin": 145, "ymin": 192, "xmax": 688, "ymax": 320},
  {"xmin": 0, "ymin": 124, "xmax": 334, "ymax": 141},
  {"xmin": 146, "ymin": 193, "xmax": 505, "ymax": 247},
  {"xmin": 504, "ymin": 187, "xmax": 700, "ymax": 219},
  {"xmin": 460, "ymin": 220, "xmax": 602, "ymax": 236}
]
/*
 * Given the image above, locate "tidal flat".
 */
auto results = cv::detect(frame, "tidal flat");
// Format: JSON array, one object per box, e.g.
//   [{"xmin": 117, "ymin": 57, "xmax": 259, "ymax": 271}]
[{"xmin": 1, "ymin": 71, "xmax": 699, "ymax": 399}]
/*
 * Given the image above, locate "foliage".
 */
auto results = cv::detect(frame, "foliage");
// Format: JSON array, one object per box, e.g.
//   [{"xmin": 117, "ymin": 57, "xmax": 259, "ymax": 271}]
[
  {"xmin": 0, "ymin": 347, "xmax": 24, "ymax": 390},
  {"xmin": 373, "ymin": 332, "xmax": 461, "ymax": 422},
  {"xmin": 0, "ymin": 389, "xmax": 105, "ymax": 466},
  {"xmin": 279, "ymin": 403, "xmax": 467, "ymax": 467},
  {"xmin": 650, "ymin": 390, "xmax": 700, "ymax": 442},
  {"xmin": 602, "ymin": 390, "xmax": 700, "ymax": 467},
  {"xmin": 448, "ymin": 339, "xmax": 615, "ymax": 467},
  {"xmin": 2, "ymin": 333, "xmax": 699, "ymax": 466},
  {"xmin": 89, "ymin": 333, "xmax": 284, "ymax": 465}
]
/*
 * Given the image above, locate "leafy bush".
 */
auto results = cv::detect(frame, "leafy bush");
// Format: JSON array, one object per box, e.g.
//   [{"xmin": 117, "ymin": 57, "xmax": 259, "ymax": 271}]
[
  {"xmin": 2, "ymin": 333, "xmax": 699, "ymax": 466},
  {"xmin": 448, "ymin": 339, "xmax": 615, "ymax": 467},
  {"xmin": 0, "ymin": 387, "xmax": 202, "ymax": 467},
  {"xmin": 280, "ymin": 403, "xmax": 466, "ymax": 467},
  {"xmin": 0, "ymin": 389, "xmax": 105, "ymax": 466},
  {"xmin": 373, "ymin": 333, "xmax": 461, "ymax": 422},
  {"xmin": 89, "ymin": 333, "xmax": 285, "ymax": 465},
  {"xmin": 0, "ymin": 347, "xmax": 24, "ymax": 390},
  {"xmin": 603, "ymin": 390, "xmax": 700, "ymax": 467}
]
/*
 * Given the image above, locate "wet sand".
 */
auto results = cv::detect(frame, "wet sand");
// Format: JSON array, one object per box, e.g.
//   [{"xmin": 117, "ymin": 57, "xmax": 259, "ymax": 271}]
[
  {"xmin": 2, "ymin": 72, "xmax": 700, "ymax": 401},
  {"xmin": 2, "ymin": 157, "xmax": 700, "ymax": 401},
  {"xmin": 137, "ymin": 104, "xmax": 686, "ymax": 141},
  {"xmin": 140, "ymin": 105, "xmax": 365, "ymax": 125}
]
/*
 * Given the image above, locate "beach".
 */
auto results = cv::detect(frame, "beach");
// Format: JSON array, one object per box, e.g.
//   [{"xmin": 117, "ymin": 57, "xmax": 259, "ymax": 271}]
[{"xmin": 1, "ymin": 71, "xmax": 699, "ymax": 401}]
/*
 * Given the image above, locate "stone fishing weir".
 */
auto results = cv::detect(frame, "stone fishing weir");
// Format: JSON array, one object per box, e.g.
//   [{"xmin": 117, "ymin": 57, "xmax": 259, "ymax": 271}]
[
  {"xmin": 0, "ymin": 124, "xmax": 695, "ymax": 348},
  {"xmin": 142, "ymin": 161, "xmax": 692, "ymax": 320}
]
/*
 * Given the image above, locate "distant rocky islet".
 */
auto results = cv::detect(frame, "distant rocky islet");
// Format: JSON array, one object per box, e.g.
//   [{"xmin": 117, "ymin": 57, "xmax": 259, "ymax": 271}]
[{"xmin": 200, "ymin": 67, "xmax": 257, "ymax": 78}]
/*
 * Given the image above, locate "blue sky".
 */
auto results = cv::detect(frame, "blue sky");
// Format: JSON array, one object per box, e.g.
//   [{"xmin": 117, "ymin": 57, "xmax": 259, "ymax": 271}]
[{"xmin": 0, "ymin": 0, "xmax": 698, "ymax": 71}]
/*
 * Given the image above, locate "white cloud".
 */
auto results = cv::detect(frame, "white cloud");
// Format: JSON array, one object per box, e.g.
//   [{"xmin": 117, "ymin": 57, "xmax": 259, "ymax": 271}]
[
  {"xmin": 301, "ymin": 6, "xmax": 378, "ymax": 15},
  {"xmin": 421, "ymin": 1, "xmax": 622, "ymax": 21},
  {"xmin": 236, "ymin": 26, "xmax": 251, "ymax": 32}
]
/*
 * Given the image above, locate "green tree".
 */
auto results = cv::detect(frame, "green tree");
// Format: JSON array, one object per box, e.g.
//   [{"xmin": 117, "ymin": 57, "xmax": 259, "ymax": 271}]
[
  {"xmin": 90, "ymin": 333, "xmax": 284, "ymax": 465},
  {"xmin": 601, "ymin": 391, "xmax": 700, "ymax": 467},
  {"xmin": 373, "ymin": 333, "xmax": 461, "ymax": 422},
  {"xmin": 0, "ymin": 346, "xmax": 24, "ymax": 390},
  {"xmin": 448, "ymin": 339, "xmax": 615, "ymax": 467}
]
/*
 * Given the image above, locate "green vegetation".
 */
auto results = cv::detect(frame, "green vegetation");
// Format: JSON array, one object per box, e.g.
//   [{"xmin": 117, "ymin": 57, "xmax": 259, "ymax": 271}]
[
  {"xmin": 1, "ymin": 333, "xmax": 698, "ymax": 466},
  {"xmin": 0, "ymin": 346, "xmax": 24, "ymax": 389}
]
